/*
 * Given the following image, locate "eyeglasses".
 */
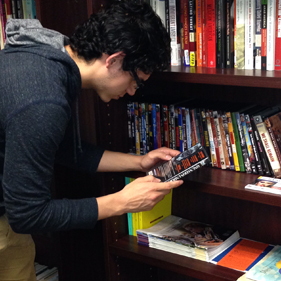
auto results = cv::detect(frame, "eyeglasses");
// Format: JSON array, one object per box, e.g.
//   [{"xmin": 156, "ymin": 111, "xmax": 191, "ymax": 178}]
[{"xmin": 131, "ymin": 70, "xmax": 144, "ymax": 90}]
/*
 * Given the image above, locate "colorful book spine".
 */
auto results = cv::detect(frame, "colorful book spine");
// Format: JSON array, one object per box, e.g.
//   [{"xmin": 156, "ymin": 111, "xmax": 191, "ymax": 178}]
[
  {"xmin": 206, "ymin": 110, "xmax": 217, "ymax": 166},
  {"xmin": 261, "ymin": 0, "xmax": 268, "ymax": 70},
  {"xmin": 226, "ymin": 0, "xmax": 235, "ymax": 68},
  {"xmin": 4, "ymin": 0, "xmax": 12, "ymax": 19},
  {"xmin": 148, "ymin": 104, "xmax": 153, "ymax": 152},
  {"xmin": 185, "ymin": 108, "xmax": 192, "ymax": 148},
  {"xmin": 196, "ymin": 0, "xmax": 203, "ymax": 66},
  {"xmin": 169, "ymin": 104, "xmax": 177, "ymax": 149},
  {"xmin": 266, "ymin": 0, "xmax": 276, "ymax": 70},
  {"xmin": 145, "ymin": 103, "xmax": 150, "ymax": 153},
  {"xmin": 152, "ymin": 104, "xmax": 157, "ymax": 150},
  {"xmin": 206, "ymin": 0, "xmax": 216, "ymax": 67},
  {"xmin": 201, "ymin": 109, "xmax": 211, "ymax": 162},
  {"xmin": 202, "ymin": 0, "xmax": 207, "ymax": 67},
  {"xmin": 191, "ymin": 109, "xmax": 198, "ymax": 145},
  {"xmin": 255, "ymin": 0, "xmax": 262, "ymax": 69},
  {"xmin": 181, "ymin": 0, "xmax": 190, "ymax": 66},
  {"xmin": 178, "ymin": 107, "xmax": 184, "ymax": 152},
  {"xmin": 156, "ymin": 104, "xmax": 161, "ymax": 149},
  {"xmin": 127, "ymin": 103, "xmax": 133, "ymax": 153},
  {"xmin": 245, "ymin": 114, "xmax": 263, "ymax": 174},
  {"xmin": 189, "ymin": 0, "xmax": 197, "ymax": 66},
  {"xmin": 141, "ymin": 103, "xmax": 147, "ymax": 154},
  {"xmin": 138, "ymin": 103, "xmax": 144, "ymax": 155},
  {"xmin": 216, "ymin": 0, "xmax": 226, "ymax": 68},
  {"xmin": 241, "ymin": 114, "xmax": 258, "ymax": 174},
  {"xmin": 219, "ymin": 112, "xmax": 231, "ymax": 169},
  {"xmin": 226, "ymin": 112, "xmax": 240, "ymax": 171},
  {"xmin": 162, "ymin": 105, "xmax": 169, "ymax": 148},
  {"xmin": 182, "ymin": 107, "xmax": 187, "ymax": 151},
  {"xmin": 134, "ymin": 102, "xmax": 140, "ymax": 155},
  {"xmin": 222, "ymin": 112, "xmax": 235, "ymax": 170},
  {"xmin": 210, "ymin": 110, "xmax": 221, "ymax": 168},
  {"xmin": 275, "ymin": 0, "xmax": 281, "ymax": 70}
]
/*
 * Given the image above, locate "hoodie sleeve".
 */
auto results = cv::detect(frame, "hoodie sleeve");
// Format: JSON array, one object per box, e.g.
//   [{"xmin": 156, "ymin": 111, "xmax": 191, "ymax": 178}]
[{"xmin": 3, "ymin": 102, "xmax": 99, "ymax": 234}]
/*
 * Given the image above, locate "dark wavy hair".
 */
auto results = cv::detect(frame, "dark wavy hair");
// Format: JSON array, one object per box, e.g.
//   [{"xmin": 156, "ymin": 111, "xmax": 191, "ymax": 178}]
[{"xmin": 69, "ymin": 0, "xmax": 171, "ymax": 74}]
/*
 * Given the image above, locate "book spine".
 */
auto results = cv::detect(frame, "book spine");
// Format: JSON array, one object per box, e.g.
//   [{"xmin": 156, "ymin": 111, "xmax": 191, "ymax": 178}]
[
  {"xmin": 25, "ymin": 0, "xmax": 32, "ymax": 18},
  {"xmin": 266, "ymin": 0, "xmax": 276, "ymax": 70},
  {"xmin": 181, "ymin": 0, "xmax": 190, "ymax": 65},
  {"xmin": 31, "ymin": 0, "xmax": 35, "ymax": 18},
  {"xmin": 165, "ymin": 0, "xmax": 170, "ymax": 35},
  {"xmin": 169, "ymin": 0, "xmax": 182, "ymax": 65},
  {"xmin": 134, "ymin": 102, "xmax": 141, "ymax": 155},
  {"xmin": 194, "ymin": 108, "xmax": 202, "ymax": 144},
  {"xmin": 206, "ymin": 0, "xmax": 216, "ymax": 67},
  {"xmin": 0, "ymin": 0, "xmax": 6, "ymax": 44},
  {"xmin": 10, "ymin": 0, "xmax": 16, "ymax": 18},
  {"xmin": 226, "ymin": 112, "xmax": 240, "ymax": 171},
  {"xmin": 255, "ymin": 0, "xmax": 262, "ymax": 69},
  {"xmin": 206, "ymin": 111, "xmax": 217, "ymax": 166},
  {"xmin": 182, "ymin": 107, "xmax": 188, "ymax": 151},
  {"xmin": 16, "ymin": 0, "xmax": 22, "ymax": 18},
  {"xmin": 245, "ymin": 0, "xmax": 255, "ymax": 69},
  {"xmin": 219, "ymin": 112, "xmax": 231, "ymax": 169},
  {"xmin": 141, "ymin": 103, "xmax": 147, "ymax": 154},
  {"xmin": 163, "ymin": 105, "xmax": 170, "ymax": 148},
  {"xmin": 196, "ymin": 0, "xmax": 203, "ymax": 66},
  {"xmin": 201, "ymin": 109, "xmax": 211, "ymax": 164},
  {"xmin": 152, "ymin": 104, "xmax": 158, "ymax": 150},
  {"xmin": 214, "ymin": 111, "xmax": 226, "ymax": 169},
  {"xmin": 241, "ymin": 114, "xmax": 258, "ymax": 174},
  {"xmin": 245, "ymin": 114, "xmax": 263, "ymax": 174},
  {"xmin": 231, "ymin": 112, "xmax": 246, "ymax": 172},
  {"xmin": 265, "ymin": 117, "xmax": 281, "ymax": 171},
  {"xmin": 235, "ymin": 112, "xmax": 252, "ymax": 173},
  {"xmin": 197, "ymin": 109, "xmax": 206, "ymax": 148},
  {"xmin": 145, "ymin": 103, "xmax": 150, "ymax": 153},
  {"xmin": 169, "ymin": 104, "xmax": 177, "ymax": 149},
  {"xmin": 178, "ymin": 107, "xmax": 184, "ymax": 152},
  {"xmin": 175, "ymin": 107, "xmax": 180, "ymax": 150},
  {"xmin": 222, "ymin": 112, "xmax": 235, "ymax": 170},
  {"xmin": 236, "ymin": 0, "xmax": 245, "ymax": 69},
  {"xmin": 138, "ymin": 103, "xmax": 144, "ymax": 155},
  {"xmin": 261, "ymin": 0, "xmax": 267, "ymax": 70},
  {"xmin": 156, "ymin": 104, "xmax": 161, "ymax": 149},
  {"xmin": 254, "ymin": 115, "xmax": 281, "ymax": 178},
  {"xmin": 148, "ymin": 104, "xmax": 153, "ymax": 152},
  {"xmin": 127, "ymin": 103, "xmax": 133, "ymax": 153},
  {"xmin": 191, "ymin": 109, "xmax": 198, "ymax": 144},
  {"xmin": 275, "ymin": 0, "xmax": 281, "ymax": 70},
  {"xmin": 226, "ymin": 0, "xmax": 235, "ymax": 68},
  {"xmin": 210, "ymin": 110, "xmax": 221, "ymax": 168},
  {"xmin": 202, "ymin": 0, "xmax": 207, "ymax": 67},
  {"xmin": 4, "ymin": 0, "xmax": 12, "ymax": 19},
  {"xmin": 216, "ymin": 0, "xmax": 226, "ymax": 68},
  {"xmin": 251, "ymin": 116, "xmax": 272, "ymax": 176},
  {"xmin": 125, "ymin": 177, "xmax": 133, "ymax": 236},
  {"xmin": 185, "ymin": 108, "xmax": 192, "ymax": 148},
  {"xmin": 189, "ymin": 0, "xmax": 197, "ymax": 66}
]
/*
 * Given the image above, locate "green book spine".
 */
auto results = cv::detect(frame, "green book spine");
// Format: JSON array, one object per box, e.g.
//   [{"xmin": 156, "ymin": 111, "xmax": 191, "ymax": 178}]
[{"xmin": 231, "ymin": 112, "xmax": 245, "ymax": 172}]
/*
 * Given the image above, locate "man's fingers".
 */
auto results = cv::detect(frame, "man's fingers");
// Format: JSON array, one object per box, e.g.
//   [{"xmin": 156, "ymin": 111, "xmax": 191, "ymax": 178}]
[{"xmin": 158, "ymin": 180, "xmax": 184, "ymax": 190}]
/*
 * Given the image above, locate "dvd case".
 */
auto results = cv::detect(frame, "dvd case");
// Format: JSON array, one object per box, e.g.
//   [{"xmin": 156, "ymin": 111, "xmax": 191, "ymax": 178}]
[{"xmin": 147, "ymin": 143, "xmax": 210, "ymax": 182}]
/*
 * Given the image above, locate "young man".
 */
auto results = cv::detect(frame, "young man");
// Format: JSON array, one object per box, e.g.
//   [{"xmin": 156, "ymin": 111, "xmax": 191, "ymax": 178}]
[{"xmin": 0, "ymin": 1, "xmax": 183, "ymax": 280}]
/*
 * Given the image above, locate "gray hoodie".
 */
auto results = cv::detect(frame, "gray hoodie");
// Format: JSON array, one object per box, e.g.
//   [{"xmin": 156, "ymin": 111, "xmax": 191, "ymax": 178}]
[{"xmin": 0, "ymin": 19, "xmax": 104, "ymax": 233}]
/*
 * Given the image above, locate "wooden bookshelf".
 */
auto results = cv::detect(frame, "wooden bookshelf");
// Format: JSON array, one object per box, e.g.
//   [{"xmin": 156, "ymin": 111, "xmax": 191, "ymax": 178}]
[{"xmin": 34, "ymin": 0, "xmax": 281, "ymax": 280}]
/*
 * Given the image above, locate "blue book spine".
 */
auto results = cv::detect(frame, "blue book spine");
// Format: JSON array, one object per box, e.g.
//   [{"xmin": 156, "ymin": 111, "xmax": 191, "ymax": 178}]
[
  {"xmin": 141, "ymin": 103, "xmax": 147, "ymax": 154},
  {"xmin": 152, "ymin": 104, "xmax": 157, "ymax": 149},
  {"xmin": 177, "ymin": 107, "xmax": 184, "ymax": 152}
]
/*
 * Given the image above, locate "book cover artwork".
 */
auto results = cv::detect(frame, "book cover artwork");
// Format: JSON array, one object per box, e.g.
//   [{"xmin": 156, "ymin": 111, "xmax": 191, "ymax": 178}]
[
  {"xmin": 147, "ymin": 143, "xmax": 210, "ymax": 182},
  {"xmin": 245, "ymin": 176, "xmax": 281, "ymax": 195}
]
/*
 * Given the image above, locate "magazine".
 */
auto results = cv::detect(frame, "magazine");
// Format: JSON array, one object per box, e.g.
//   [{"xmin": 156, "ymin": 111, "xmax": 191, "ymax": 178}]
[
  {"xmin": 136, "ymin": 215, "xmax": 240, "ymax": 262},
  {"xmin": 147, "ymin": 143, "xmax": 210, "ymax": 182},
  {"xmin": 245, "ymin": 176, "xmax": 281, "ymax": 195}
]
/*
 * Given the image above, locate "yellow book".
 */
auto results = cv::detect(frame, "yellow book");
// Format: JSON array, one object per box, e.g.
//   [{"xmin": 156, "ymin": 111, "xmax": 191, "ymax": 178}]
[
  {"xmin": 226, "ymin": 112, "xmax": 240, "ymax": 171},
  {"xmin": 138, "ymin": 190, "xmax": 172, "ymax": 230}
]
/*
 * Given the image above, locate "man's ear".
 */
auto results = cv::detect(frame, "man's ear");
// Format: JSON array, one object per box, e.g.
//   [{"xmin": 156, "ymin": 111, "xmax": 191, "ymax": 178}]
[{"xmin": 105, "ymin": 51, "xmax": 126, "ymax": 68}]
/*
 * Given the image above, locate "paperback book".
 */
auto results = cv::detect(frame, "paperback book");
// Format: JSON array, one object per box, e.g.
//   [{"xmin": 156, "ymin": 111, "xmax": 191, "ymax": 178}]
[
  {"xmin": 245, "ymin": 176, "xmax": 281, "ymax": 195},
  {"xmin": 136, "ymin": 215, "xmax": 240, "ymax": 262},
  {"xmin": 147, "ymin": 142, "xmax": 210, "ymax": 182}
]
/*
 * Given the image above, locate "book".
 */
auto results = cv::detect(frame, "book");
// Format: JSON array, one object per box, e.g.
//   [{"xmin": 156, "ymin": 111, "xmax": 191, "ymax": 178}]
[
  {"xmin": 253, "ymin": 115, "xmax": 281, "ymax": 178},
  {"xmin": 185, "ymin": 108, "xmax": 192, "ymax": 148},
  {"xmin": 267, "ymin": 0, "xmax": 276, "ymax": 70},
  {"xmin": 189, "ymin": 0, "xmax": 197, "ymax": 66},
  {"xmin": 212, "ymin": 238, "xmax": 274, "ymax": 272},
  {"xmin": 147, "ymin": 142, "xmax": 210, "ymax": 181},
  {"xmin": 196, "ymin": 0, "xmax": 203, "ymax": 66},
  {"xmin": 275, "ymin": 0, "xmax": 281, "ymax": 70},
  {"xmin": 169, "ymin": 104, "xmax": 176, "ymax": 149},
  {"xmin": 261, "ymin": 0, "xmax": 267, "ymax": 70},
  {"xmin": 226, "ymin": 0, "xmax": 235, "ymax": 68},
  {"xmin": 245, "ymin": 175, "xmax": 281, "ymax": 194},
  {"xmin": 245, "ymin": 0, "xmax": 255, "ymax": 69},
  {"xmin": 201, "ymin": 109, "xmax": 211, "ymax": 163},
  {"xmin": 210, "ymin": 110, "xmax": 221, "ymax": 168},
  {"xmin": 235, "ymin": 0, "xmax": 245, "ymax": 69},
  {"xmin": 206, "ymin": 110, "xmax": 217, "ymax": 167},
  {"xmin": 4, "ymin": 0, "xmax": 12, "ymax": 20},
  {"xmin": 206, "ymin": 0, "xmax": 216, "ymax": 67},
  {"xmin": 202, "ymin": 0, "xmax": 207, "ymax": 67},
  {"xmin": 125, "ymin": 177, "xmax": 133, "ymax": 236},
  {"xmin": 216, "ymin": 0, "xmax": 226, "ymax": 68},
  {"xmin": 255, "ymin": 0, "xmax": 262, "ymax": 69},
  {"xmin": 181, "ymin": 0, "xmax": 190, "ymax": 66},
  {"xmin": 245, "ymin": 245, "xmax": 281, "ymax": 281},
  {"xmin": 267, "ymin": 112, "xmax": 281, "ymax": 151},
  {"xmin": 137, "ymin": 215, "xmax": 240, "ymax": 262}
]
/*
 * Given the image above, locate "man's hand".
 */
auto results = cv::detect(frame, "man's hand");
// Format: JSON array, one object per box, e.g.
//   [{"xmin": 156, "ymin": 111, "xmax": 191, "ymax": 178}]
[
  {"xmin": 96, "ymin": 175, "xmax": 183, "ymax": 220},
  {"xmin": 139, "ymin": 147, "xmax": 181, "ymax": 172}
]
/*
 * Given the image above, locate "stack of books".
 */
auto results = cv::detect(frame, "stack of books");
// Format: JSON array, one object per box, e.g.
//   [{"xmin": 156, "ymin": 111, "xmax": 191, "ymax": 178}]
[
  {"xmin": 136, "ymin": 215, "xmax": 240, "ymax": 262},
  {"xmin": 34, "ymin": 263, "xmax": 59, "ymax": 281}
]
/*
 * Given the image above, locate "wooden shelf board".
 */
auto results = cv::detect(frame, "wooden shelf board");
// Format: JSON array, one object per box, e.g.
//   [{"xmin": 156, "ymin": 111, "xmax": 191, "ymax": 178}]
[
  {"xmin": 109, "ymin": 235, "xmax": 243, "ymax": 281},
  {"xmin": 151, "ymin": 66, "xmax": 281, "ymax": 89}
]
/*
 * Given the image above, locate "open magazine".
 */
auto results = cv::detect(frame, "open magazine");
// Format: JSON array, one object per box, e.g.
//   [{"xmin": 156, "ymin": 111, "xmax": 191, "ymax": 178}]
[
  {"xmin": 147, "ymin": 143, "xmax": 210, "ymax": 182},
  {"xmin": 137, "ymin": 215, "xmax": 240, "ymax": 262}
]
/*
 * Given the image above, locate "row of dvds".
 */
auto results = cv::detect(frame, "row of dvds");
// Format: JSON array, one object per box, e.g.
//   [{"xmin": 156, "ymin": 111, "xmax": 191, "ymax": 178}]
[{"xmin": 127, "ymin": 101, "xmax": 281, "ymax": 177}]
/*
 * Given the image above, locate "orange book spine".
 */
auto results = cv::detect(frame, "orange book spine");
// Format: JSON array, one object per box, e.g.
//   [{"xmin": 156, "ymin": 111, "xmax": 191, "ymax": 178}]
[{"xmin": 196, "ymin": 0, "xmax": 203, "ymax": 66}]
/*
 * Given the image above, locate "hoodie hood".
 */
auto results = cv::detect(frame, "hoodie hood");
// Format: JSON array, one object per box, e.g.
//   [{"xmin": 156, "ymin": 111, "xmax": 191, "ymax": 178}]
[{"xmin": 5, "ymin": 19, "xmax": 69, "ymax": 51}]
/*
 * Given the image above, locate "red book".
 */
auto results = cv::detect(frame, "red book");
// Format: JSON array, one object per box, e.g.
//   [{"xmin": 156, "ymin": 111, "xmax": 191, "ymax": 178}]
[
  {"xmin": 181, "ymin": 0, "xmax": 190, "ymax": 66},
  {"xmin": 202, "ymin": 0, "xmax": 207, "ymax": 67},
  {"xmin": 206, "ymin": 0, "xmax": 216, "ymax": 68},
  {"xmin": 196, "ymin": 0, "xmax": 203, "ymax": 66},
  {"xmin": 275, "ymin": 0, "xmax": 281, "ymax": 70},
  {"xmin": 189, "ymin": 0, "xmax": 197, "ymax": 66}
]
